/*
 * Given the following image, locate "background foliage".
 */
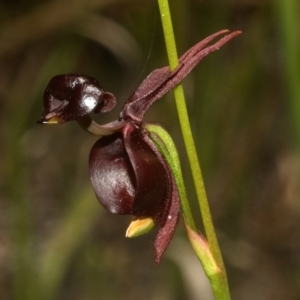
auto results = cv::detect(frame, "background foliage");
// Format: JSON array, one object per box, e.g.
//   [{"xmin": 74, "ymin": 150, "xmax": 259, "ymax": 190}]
[{"xmin": 0, "ymin": 0, "xmax": 299, "ymax": 299}]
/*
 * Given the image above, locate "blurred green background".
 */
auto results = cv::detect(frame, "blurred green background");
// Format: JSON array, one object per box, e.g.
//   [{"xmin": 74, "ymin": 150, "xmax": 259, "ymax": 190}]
[{"xmin": 1, "ymin": 0, "xmax": 300, "ymax": 299}]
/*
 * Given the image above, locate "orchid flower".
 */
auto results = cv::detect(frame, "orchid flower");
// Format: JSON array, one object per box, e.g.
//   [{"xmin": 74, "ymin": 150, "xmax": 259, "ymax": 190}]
[{"xmin": 38, "ymin": 30, "xmax": 241, "ymax": 264}]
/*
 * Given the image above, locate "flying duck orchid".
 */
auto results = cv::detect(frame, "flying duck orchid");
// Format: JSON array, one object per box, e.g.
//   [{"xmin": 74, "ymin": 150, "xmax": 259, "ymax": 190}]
[{"xmin": 38, "ymin": 30, "xmax": 241, "ymax": 264}]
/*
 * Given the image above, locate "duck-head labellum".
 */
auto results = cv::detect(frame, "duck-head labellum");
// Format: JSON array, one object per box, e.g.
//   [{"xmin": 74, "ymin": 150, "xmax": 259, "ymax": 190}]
[{"xmin": 38, "ymin": 74, "xmax": 116, "ymax": 124}]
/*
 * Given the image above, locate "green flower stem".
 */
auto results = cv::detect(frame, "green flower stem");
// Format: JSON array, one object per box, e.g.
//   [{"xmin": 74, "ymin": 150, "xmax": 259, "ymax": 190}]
[{"xmin": 157, "ymin": 0, "xmax": 230, "ymax": 298}]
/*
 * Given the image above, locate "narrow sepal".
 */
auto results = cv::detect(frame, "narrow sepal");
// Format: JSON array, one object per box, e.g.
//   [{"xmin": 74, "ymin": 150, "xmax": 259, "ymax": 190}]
[
  {"xmin": 154, "ymin": 175, "xmax": 180, "ymax": 265},
  {"xmin": 140, "ymin": 131, "xmax": 181, "ymax": 264},
  {"xmin": 120, "ymin": 30, "xmax": 241, "ymax": 122}
]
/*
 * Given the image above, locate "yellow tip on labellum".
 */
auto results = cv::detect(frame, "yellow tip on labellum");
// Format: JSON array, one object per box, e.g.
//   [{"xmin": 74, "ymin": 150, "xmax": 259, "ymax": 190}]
[
  {"xmin": 37, "ymin": 116, "xmax": 62, "ymax": 124},
  {"xmin": 44, "ymin": 116, "xmax": 61, "ymax": 124},
  {"xmin": 125, "ymin": 216, "xmax": 155, "ymax": 238}
]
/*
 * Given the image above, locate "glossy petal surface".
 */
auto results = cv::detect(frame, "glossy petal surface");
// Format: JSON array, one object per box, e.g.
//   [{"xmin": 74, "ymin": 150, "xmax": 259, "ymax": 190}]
[
  {"xmin": 38, "ymin": 74, "xmax": 114, "ymax": 123},
  {"xmin": 89, "ymin": 122, "xmax": 171, "ymax": 219},
  {"xmin": 89, "ymin": 132, "xmax": 136, "ymax": 214},
  {"xmin": 123, "ymin": 123, "xmax": 169, "ymax": 217}
]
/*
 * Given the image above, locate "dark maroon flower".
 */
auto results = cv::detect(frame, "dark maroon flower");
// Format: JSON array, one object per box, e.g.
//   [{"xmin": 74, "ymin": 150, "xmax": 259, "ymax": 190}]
[
  {"xmin": 37, "ymin": 30, "xmax": 241, "ymax": 264},
  {"xmin": 89, "ymin": 121, "xmax": 181, "ymax": 263}
]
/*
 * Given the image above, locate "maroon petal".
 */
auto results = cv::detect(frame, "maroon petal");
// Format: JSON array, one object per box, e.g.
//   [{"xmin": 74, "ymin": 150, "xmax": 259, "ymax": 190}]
[
  {"xmin": 89, "ymin": 132, "xmax": 136, "ymax": 214},
  {"xmin": 120, "ymin": 30, "xmax": 241, "ymax": 122},
  {"xmin": 140, "ymin": 132, "xmax": 180, "ymax": 264},
  {"xmin": 154, "ymin": 175, "xmax": 180, "ymax": 265},
  {"xmin": 123, "ymin": 123, "xmax": 169, "ymax": 217},
  {"xmin": 123, "ymin": 125, "xmax": 180, "ymax": 263},
  {"xmin": 119, "ymin": 67, "xmax": 171, "ymax": 122}
]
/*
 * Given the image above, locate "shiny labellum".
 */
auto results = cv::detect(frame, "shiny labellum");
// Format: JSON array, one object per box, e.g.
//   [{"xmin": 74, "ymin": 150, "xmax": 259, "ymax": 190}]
[{"xmin": 38, "ymin": 74, "xmax": 116, "ymax": 124}]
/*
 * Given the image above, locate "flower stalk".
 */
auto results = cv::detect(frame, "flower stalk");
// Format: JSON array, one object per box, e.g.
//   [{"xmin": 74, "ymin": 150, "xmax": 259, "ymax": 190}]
[{"xmin": 157, "ymin": 0, "xmax": 232, "ymax": 299}]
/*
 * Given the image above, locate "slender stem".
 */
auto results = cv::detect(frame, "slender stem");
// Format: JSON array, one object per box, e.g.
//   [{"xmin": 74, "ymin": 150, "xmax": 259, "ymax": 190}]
[
  {"xmin": 157, "ymin": 0, "xmax": 230, "ymax": 298},
  {"xmin": 77, "ymin": 116, "xmax": 113, "ymax": 136},
  {"xmin": 76, "ymin": 116, "xmax": 126, "ymax": 136}
]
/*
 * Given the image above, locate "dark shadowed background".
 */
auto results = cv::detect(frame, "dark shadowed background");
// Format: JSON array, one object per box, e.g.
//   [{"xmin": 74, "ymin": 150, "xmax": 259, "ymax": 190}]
[{"xmin": 1, "ymin": 0, "xmax": 300, "ymax": 299}]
